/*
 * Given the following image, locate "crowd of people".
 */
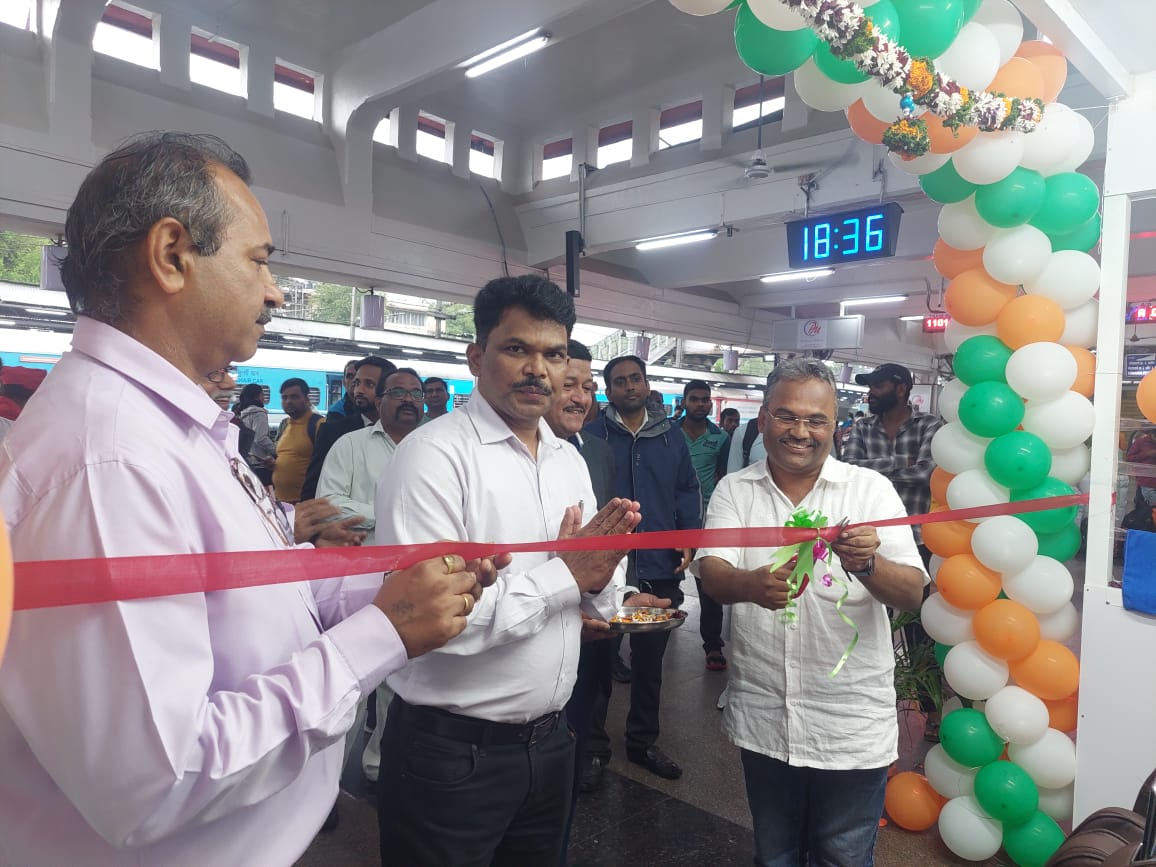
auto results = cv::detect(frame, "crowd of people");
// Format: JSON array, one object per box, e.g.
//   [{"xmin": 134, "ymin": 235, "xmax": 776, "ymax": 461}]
[{"xmin": 0, "ymin": 132, "xmax": 950, "ymax": 866}]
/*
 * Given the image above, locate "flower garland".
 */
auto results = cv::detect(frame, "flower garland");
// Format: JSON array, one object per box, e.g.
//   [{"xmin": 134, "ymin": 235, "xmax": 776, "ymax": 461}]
[{"xmin": 781, "ymin": 0, "xmax": 1046, "ymax": 158}]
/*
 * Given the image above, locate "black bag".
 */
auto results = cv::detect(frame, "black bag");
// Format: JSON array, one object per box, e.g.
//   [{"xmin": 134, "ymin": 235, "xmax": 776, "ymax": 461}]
[{"xmin": 1121, "ymin": 489, "xmax": 1156, "ymax": 534}]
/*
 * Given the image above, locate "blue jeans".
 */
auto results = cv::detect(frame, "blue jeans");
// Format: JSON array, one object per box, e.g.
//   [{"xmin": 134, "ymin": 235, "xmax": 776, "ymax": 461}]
[{"xmin": 741, "ymin": 750, "xmax": 888, "ymax": 867}]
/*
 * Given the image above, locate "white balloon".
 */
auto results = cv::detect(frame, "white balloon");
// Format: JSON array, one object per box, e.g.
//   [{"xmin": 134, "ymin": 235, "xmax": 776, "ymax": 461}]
[
  {"xmin": 1022, "ymin": 392, "xmax": 1095, "ymax": 450},
  {"xmin": 972, "ymin": 0, "xmax": 1023, "ymax": 66},
  {"xmin": 1009, "ymin": 729, "xmax": 1077, "ymax": 789},
  {"xmin": 668, "ymin": 0, "xmax": 732, "ymax": 14},
  {"xmin": 952, "ymin": 132, "xmax": 1025, "ymax": 185},
  {"xmin": 793, "ymin": 60, "xmax": 866, "ymax": 112},
  {"xmin": 1020, "ymin": 103, "xmax": 1077, "ymax": 174},
  {"xmin": 945, "ymin": 319, "xmax": 997, "ymax": 353},
  {"xmin": 1024, "ymin": 251, "xmax": 1100, "ymax": 309},
  {"xmin": 971, "ymin": 515, "xmax": 1039, "ymax": 573},
  {"xmin": 1037, "ymin": 783, "xmax": 1075, "ymax": 824},
  {"xmin": 1005, "ymin": 343, "xmax": 1078, "ymax": 402},
  {"xmin": 944, "ymin": 640, "xmax": 1010, "ymax": 700},
  {"xmin": 1003, "ymin": 556, "xmax": 1075, "ymax": 615},
  {"xmin": 940, "ymin": 795, "xmax": 1004, "ymax": 861},
  {"xmin": 931, "ymin": 422, "xmax": 991, "ymax": 474},
  {"xmin": 925, "ymin": 744, "xmax": 978, "ymax": 799},
  {"xmin": 1050, "ymin": 110, "xmax": 1096, "ymax": 175},
  {"xmin": 1049, "ymin": 444, "xmax": 1091, "ymax": 487},
  {"xmin": 985, "ymin": 685, "xmax": 1051, "ymax": 745},
  {"xmin": 922, "ymin": 592, "xmax": 976, "ymax": 646},
  {"xmin": 890, "ymin": 149, "xmax": 951, "ymax": 176},
  {"xmin": 1061, "ymin": 299, "xmax": 1099, "ymax": 348},
  {"xmin": 1037, "ymin": 602, "xmax": 1080, "ymax": 643},
  {"xmin": 861, "ymin": 79, "xmax": 904, "ymax": 122},
  {"xmin": 746, "ymin": 0, "xmax": 809, "ymax": 29},
  {"xmin": 947, "ymin": 469, "xmax": 1011, "ymax": 523},
  {"xmin": 935, "ymin": 22, "xmax": 1001, "ymax": 91},
  {"xmin": 939, "ymin": 196, "xmax": 996, "ymax": 251},
  {"xmin": 939, "ymin": 377, "xmax": 968, "ymax": 423},
  {"xmin": 942, "ymin": 696, "xmax": 965, "ymax": 716},
  {"xmin": 983, "ymin": 225, "xmax": 1052, "ymax": 285}
]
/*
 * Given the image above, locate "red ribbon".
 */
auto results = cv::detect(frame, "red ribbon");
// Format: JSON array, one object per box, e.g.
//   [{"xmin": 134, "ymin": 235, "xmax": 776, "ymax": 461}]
[{"xmin": 12, "ymin": 494, "xmax": 1089, "ymax": 611}]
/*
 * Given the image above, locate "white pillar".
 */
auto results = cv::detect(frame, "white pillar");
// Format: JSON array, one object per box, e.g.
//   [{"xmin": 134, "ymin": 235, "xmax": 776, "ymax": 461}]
[
  {"xmin": 700, "ymin": 85, "xmax": 734, "ymax": 153},
  {"xmin": 156, "ymin": 7, "xmax": 190, "ymax": 90},
  {"xmin": 631, "ymin": 106, "xmax": 659, "ymax": 168},
  {"xmin": 244, "ymin": 42, "xmax": 275, "ymax": 118},
  {"xmin": 395, "ymin": 105, "xmax": 420, "ymax": 162}
]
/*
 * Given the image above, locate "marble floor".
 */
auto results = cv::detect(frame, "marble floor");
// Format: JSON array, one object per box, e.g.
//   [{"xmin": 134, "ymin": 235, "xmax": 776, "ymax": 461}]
[{"xmin": 298, "ymin": 581, "xmax": 1011, "ymax": 866}]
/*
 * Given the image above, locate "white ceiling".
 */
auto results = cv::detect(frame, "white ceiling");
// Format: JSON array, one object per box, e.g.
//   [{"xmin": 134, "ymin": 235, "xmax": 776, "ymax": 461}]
[{"xmin": 1067, "ymin": 0, "xmax": 1156, "ymax": 75}]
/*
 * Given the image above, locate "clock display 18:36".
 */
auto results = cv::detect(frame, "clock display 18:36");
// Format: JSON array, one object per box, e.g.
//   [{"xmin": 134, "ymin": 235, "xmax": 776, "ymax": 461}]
[{"xmin": 785, "ymin": 202, "xmax": 904, "ymax": 269}]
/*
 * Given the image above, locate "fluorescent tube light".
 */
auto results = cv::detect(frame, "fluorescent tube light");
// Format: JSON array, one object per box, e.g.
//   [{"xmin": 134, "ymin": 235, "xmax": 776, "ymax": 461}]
[
  {"xmin": 759, "ymin": 268, "xmax": 834, "ymax": 284},
  {"xmin": 357, "ymin": 343, "xmax": 378, "ymax": 349},
  {"xmin": 635, "ymin": 230, "xmax": 718, "ymax": 251},
  {"xmin": 841, "ymin": 295, "xmax": 908, "ymax": 307},
  {"xmin": 900, "ymin": 315, "xmax": 925, "ymax": 321},
  {"xmin": 0, "ymin": 319, "xmax": 14, "ymax": 326},
  {"xmin": 402, "ymin": 348, "xmax": 423, "ymax": 355},
  {"xmin": 23, "ymin": 306, "xmax": 70, "ymax": 316},
  {"xmin": 465, "ymin": 31, "xmax": 549, "ymax": 78},
  {"xmin": 281, "ymin": 334, "xmax": 311, "ymax": 342}
]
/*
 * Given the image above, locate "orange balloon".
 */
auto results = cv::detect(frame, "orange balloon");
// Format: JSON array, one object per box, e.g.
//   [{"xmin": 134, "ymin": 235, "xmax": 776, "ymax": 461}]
[
  {"xmin": 930, "ymin": 467, "xmax": 955, "ymax": 507},
  {"xmin": 884, "ymin": 772, "xmax": 945, "ymax": 831},
  {"xmin": 846, "ymin": 100, "xmax": 891, "ymax": 145},
  {"xmin": 925, "ymin": 112, "xmax": 978, "ymax": 154},
  {"xmin": 973, "ymin": 598, "xmax": 1041, "ymax": 660},
  {"xmin": 1044, "ymin": 692, "xmax": 1079, "ymax": 733},
  {"xmin": 933, "ymin": 239, "xmax": 986, "ymax": 280},
  {"xmin": 923, "ymin": 514, "xmax": 977, "ymax": 559},
  {"xmin": 988, "ymin": 57, "xmax": 1046, "ymax": 103},
  {"xmin": 997, "ymin": 295, "xmax": 1066, "ymax": 350},
  {"xmin": 1066, "ymin": 346, "xmax": 1096, "ymax": 398},
  {"xmin": 1138, "ymin": 369, "xmax": 1156, "ymax": 425},
  {"xmin": 1016, "ymin": 41, "xmax": 1068, "ymax": 103},
  {"xmin": 936, "ymin": 554, "xmax": 1003, "ymax": 610},
  {"xmin": 1009, "ymin": 639, "xmax": 1080, "ymax": 701},
  {"xmin": 0, "ymin": 507, "xmax": 9, "ymax": 669},
  {"xmin": 944, "ymin": 268, "xmax": 1018, "ymax": 327}
]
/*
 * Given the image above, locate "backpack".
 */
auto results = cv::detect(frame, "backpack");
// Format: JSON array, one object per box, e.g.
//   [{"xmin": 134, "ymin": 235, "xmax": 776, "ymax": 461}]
[
  {"xmin": 276, "ymin": 413, "xmax": 322, "ymax": 444},
  {"xmin": 741, "ymin": 417, "xmax": 760, "ymax": 466}
]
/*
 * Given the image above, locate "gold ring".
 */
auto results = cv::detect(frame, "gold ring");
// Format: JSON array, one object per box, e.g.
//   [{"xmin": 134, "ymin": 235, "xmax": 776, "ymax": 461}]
[
  {"xmin": 461, "ymin": 593, "xmax": 473, "ymax": 615},
  {"xmin": 442, "ymin": 555, "xmax": 456, "ymax": 574}
]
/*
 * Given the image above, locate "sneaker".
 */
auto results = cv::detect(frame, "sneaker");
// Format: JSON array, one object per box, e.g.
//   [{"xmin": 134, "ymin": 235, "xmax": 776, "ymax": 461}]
[
  {"xmin": 612, "ymin": 659, "xmax": 632, "ymax": 684},
  {"xmin": 579, "ymin": 757, "xmax": 607, "ymax": 793},
  {"xmin": 627, "ymin": 745, "xmax": 682, "ymax": 780},
  {"xmin": 705, "ymin": 650, "xmax": 727, "ymax": 671}
]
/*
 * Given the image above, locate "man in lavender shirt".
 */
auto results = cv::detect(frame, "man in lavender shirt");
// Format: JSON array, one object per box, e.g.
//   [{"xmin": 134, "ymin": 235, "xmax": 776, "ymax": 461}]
[{"xmin": 0, "ymin": 132, "xmax": 505, "ymax": 866}]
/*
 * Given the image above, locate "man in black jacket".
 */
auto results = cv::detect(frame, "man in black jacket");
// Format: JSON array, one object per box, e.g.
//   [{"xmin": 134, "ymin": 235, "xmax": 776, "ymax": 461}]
[{"xmin": 300, "ymin": 355, "xmax": 395, "ymax": 501}]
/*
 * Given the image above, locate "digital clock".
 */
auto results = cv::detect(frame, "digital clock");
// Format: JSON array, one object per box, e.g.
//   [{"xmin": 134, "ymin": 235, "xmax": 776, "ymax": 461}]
[
  {"xmin": 785, "ymin": 202, "xmax": 903, "ymax": 269},
  {"xmin": 923, "ymin": 315, "xmax": 950, "ymax": 333}
]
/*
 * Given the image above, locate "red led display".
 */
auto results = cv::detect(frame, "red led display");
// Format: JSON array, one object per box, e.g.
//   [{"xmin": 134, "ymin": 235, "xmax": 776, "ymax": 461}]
[
  {"xmin": 923, "ymin": 315, "xmax": 950, "ymax": 333},
  {"xmin": 1128, "ymin": 303, "xmax": 1156, "ymax": 323}
]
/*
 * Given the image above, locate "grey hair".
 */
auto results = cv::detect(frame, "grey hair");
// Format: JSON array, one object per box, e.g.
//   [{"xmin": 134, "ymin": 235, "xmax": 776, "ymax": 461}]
[
  {"xmin": 61, "ymin": 131, "xmax": 251, "ymax": 323},
  {"xmin": 763, "ymin": 358, "xmax": 837, "ymax": 405}
]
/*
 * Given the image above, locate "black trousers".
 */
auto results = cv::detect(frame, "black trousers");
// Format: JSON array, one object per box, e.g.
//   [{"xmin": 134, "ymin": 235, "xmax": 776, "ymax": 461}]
[
  {"xmin": 377, "ymin": 697, "xmax": 575, "ymax": 866},
  {"xmin": 695, "ymin": 576, "xmax": 725, "ymax": 653}
]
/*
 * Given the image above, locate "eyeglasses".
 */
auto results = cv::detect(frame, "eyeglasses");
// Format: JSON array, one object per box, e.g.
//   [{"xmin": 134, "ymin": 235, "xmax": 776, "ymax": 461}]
[
  {"xmin": 229, "ymin": 458, "xmax": 294, "ymax": 547},
  {"xmin": 208, "ymin": 366, "xmax": 238, "ymax": 384},
  {"xmin": 768, "ymin": 412, "xmax": 833, "ymax": 431},
  {"xmin": 384, "ymin": 387, "xmax": 425, "ymax": 401}
]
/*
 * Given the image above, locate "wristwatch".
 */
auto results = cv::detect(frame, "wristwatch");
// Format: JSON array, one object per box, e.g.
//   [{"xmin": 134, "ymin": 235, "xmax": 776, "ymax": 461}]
[{"xmin": 849, "ymin": 555, "xmax": 876, "ymax": 579}]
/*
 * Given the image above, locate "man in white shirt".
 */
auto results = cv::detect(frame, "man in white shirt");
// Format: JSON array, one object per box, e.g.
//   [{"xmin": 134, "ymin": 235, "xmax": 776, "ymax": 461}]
[
  {"xmin": 374, "ymin": 274, "xmax": 642, "ymax": 866},
  {"xmin": 698, "ymin": 358, "xmax": 927, "ymax": 867}
]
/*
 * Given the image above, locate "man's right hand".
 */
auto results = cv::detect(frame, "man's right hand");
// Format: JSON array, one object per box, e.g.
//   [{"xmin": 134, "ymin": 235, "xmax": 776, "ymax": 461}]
[
  {"xmin": 557, "ymin": 498, "xmax": 642, "ymax": 593},
  {"xmin": 373, "ymin": 554, "xmax": 492, "ymax": 658},
  {"xmin": 747, "ymin": 559, "xmax": 796, "ymax": 611}
]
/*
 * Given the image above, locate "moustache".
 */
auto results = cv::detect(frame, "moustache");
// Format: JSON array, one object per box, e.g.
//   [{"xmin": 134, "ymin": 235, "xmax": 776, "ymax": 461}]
[
  {"xmin": 779, "ymin": 435, "xmax": 815, "ymax": 448},
  {"xmin": 513, "ymin": 379, "xmax": 551, "ymax": 396},
  {"xmin": 257, "ymin": 308, "xmax": 273, "ymax": 326}
]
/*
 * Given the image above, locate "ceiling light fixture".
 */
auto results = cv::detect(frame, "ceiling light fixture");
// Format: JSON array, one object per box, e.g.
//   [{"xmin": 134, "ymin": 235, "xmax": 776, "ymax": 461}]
[
  {"xmin": 22, "ymin": 306, "xmax": 70, "ymax": 317},
  {"xmin": 634, "ymin": 230, "xmax": 718, "ymax": 251},
  {"xmin": 839, "ymin": 295, "xmax": 908, "ymax": 316},
  {"xmin": 356, "ymin": 343, "xmax": 378, "ymax": 349},
  {"xmin": 899, "ymin": 315, "xmax": 925, "ymax": 322},
  {"xmin": 759, "ymin": 268, "xmax": 834, "ymax": 284},
  {"xmin": 281, "ymin": 334, "xmax": 311, "ymax": 342},
  {"xmin": 464, "ymin": 29, "xmax": 550, "ymax": 78},
  {"xmin": 402, "ymin": 348, "xmax": 423, "ymax": 355}
]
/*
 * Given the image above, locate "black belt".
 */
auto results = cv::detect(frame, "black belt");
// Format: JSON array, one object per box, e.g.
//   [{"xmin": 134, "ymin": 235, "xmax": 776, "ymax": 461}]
[{"xmin": 395, "ymin": 698, "xmax": 562, "ymax": 747}]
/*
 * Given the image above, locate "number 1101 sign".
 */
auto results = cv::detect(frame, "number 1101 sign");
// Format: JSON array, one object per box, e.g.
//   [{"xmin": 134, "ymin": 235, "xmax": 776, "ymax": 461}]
[{"xmin": 785, "ymin": 202, "xmax": 903, "ymax": 269}]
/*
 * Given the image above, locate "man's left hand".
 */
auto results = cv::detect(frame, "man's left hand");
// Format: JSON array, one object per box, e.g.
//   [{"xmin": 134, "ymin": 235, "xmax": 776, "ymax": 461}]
[
  {"xmin": 626, "ymin": 593, "xmax": 673, "ymax": 609},
  {"xmin": 831, "ymin": 525, "xmax": 880, "ymax": 574},
  {"xmin": 580, "ymin": 593, "xmax": 673, "ymax": 643},
  {"xmin": 293, "ymin": 498, "xmax": 366, "ymax": 547}
]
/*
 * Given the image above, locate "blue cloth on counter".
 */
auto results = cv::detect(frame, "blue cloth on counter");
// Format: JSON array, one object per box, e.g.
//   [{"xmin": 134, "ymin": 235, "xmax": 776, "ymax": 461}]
[{"xmin": 1122, "ymin": 529, "xmax": 1156, "ymax": 616}]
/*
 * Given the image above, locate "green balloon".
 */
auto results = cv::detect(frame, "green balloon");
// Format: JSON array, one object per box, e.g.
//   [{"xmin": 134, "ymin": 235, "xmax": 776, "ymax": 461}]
[
  {"xmin": 985, "ymin": 431, "xmax": 1052, "ymax": 490},
  {"xmin": 814, "ymin": 0, "xmax": 900, "ymax": 84},
  {"xmin": 1002, "ymin": 810, "xmax": 1066, "ymax": 867},
  {"xmin": 934, "ymin": 641, "xmax": 951, "ymax": 669},
  {"xmin": 975, "ymin": 167, "xmax": 1047, "ymax": 228},
  {"xmin": 959, "ymin": 381, "xmax": 1025, "ymax": 439},
  {"xmin": 975, "ymin": 761, "xmax": 1040, "ymax": 824},
  {"xmin": 1011, "ymin": 477, "xmax": 1078, "ymax": 535},
  {"xmin": 1030, "ymin": 172, "xmax": 1101, "ymax": 236},
  {"xmin": 892, "ymin": 0, "xmax": 966, "ymax": 57},
  {"xmin": 1049, "ymin": 211, "xmax": 1102, "ymax": 252},
  {"xmin": 940, "ymin": 708, "xmax": 1005, "ymax": 767},
  {"xmin": 1035, "ymin": 522, "xmax": 1083, "ymax": 562},
  {"xmin": 921, "ymin": 158, "xmax": 977, "ymax": 204},
  {"xmin": 734, "ymin": 5, "xmax": 818, "ymax": 76},
  {"xmin": 953, "ymin": 335, "xmax": 1013, "ymax": 385}
]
